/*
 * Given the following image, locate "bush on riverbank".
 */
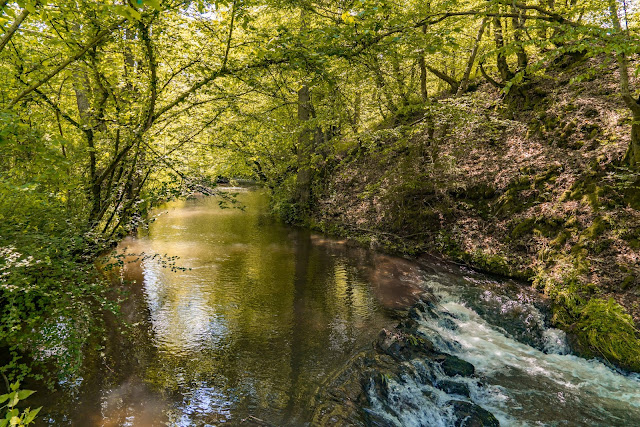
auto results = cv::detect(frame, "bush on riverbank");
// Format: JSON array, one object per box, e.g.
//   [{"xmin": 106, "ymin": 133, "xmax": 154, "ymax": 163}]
[
  {"xmin": 282, "ymin": 57, "xmax": 640, "ymax": 372},
  {"xmin": 0, "ymin": 182, "xmax": 113, "ymax": 388},
  {"xmin": 0, "ymin": 114, "xmax": 114, "ymax": 388}
]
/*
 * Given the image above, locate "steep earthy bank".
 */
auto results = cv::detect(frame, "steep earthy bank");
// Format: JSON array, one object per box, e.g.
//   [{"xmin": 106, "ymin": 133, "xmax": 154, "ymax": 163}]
[{"xmin": 307, "ymin": 56, "xmax": 640, "ymax": 371}]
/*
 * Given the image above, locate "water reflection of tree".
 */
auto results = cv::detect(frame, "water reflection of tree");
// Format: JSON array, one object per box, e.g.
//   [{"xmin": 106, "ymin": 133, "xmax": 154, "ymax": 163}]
[
  {"xmin": 284, "ymin": 230, "xmax": 311, "ymax": 422},
  {"xmin": 98, "ymin": 194, "xmax": 397, "ymax": 424}
]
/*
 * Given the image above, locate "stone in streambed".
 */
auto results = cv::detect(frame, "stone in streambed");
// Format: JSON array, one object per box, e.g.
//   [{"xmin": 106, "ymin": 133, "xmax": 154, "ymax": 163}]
[
  {"xmin": 409, "ymin": 306, "xmax": 423, "ymax": 320},
  {"xmin": 434, "ymin": 354, "xmax": 476, "ymax": 377},
  {"xmin": 376, "ymin": 329, "xmax": 436, "ymax": 361},
  {"xmin": 448, "ymin": 400, "xmax": 500, "ymax": 427},
  {"xmin": 438, "ymin": 317, "xmax": 458, "ymax": 330},
  {"xmin": 435, "ymin": 379, "xmax": 470, "ymax": 397},
  {"xmin": 396, "ymin": 317, "xmax": 420, "ymax": 332},
  {"xmin": 415, "ymin": 298, "xmax": 439, "ymax": 318},
  {"xmin": 362, "ymin": 407, "xmax": 391, "ymax": 427}
]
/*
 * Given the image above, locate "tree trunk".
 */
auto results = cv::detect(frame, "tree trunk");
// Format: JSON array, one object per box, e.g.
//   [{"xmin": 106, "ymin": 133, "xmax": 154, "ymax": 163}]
[
  {"xmin": 493, "ymin": 15, "xmax": 513, "ymax": 82},
  {"xmin": 371, "ymin": 56, "xmax": 397, "ymax": 112},
  {"xmin": 479, "ymin": 61, "xmax": 503, "ymax": 88},
  {"xmin": 419, "ymin": 56, "xmax": 428, "ymax": 101},
  {"xmin": 608, "ymin": 0, "xmax": 640, "ymax": 168},
  {"xmin": 124, "ymin": 27, "xmax": 136, "ymax": 86},
  {"xmin": 457, "ymin": 17, "xmax": 487, "ymax": 96},
  {"xmin": 391, "ymin": 54, "xmax": 408, "ymax": 105},
  {"xmin": 71, "ymin": 22, "xmax": 102, "ymax": 223},
  {"xmin": 626, "ymin": 119, "xmax": 640, "ymax": 167},
  {"xmin": 0, "ymin": 8, "xmax": 29, "ymax": 55},
  {"xmin": 512, "ymin": 3, "xmax": 528, "ymax": 71},
  {"xmin": 72, "ymin": 64, "xmax": 101, "ymax": 222},
  {"xmin": 353, "ymin": 89, "xmax": 361, "ymax": 131},
  {"xmin": 73, "ymin": 75, "xmax": 91, "ymax": 121},
  {"xmin": 418, "ymin": 20, "xmax": 428, "ymax": 101}
]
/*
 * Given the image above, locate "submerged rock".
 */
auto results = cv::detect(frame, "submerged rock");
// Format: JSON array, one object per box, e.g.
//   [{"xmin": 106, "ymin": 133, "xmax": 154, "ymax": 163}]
[
  {"xmin": 448, "ymin": 400, "xmax": 500, "ymax": 427},
  {"xmin": 435, "ymin": 354, "xmax": 476, "ymax": 377},
  {"xmin": 435, "ymin": 379, "xmax": 471, "ymax": 397}
]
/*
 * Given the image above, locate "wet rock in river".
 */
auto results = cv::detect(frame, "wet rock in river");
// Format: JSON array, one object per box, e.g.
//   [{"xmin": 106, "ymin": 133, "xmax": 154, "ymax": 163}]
[
  {"xmin": 409, "ymin": 306, "xmax": 423, "ymax": 320},
  {"xmin": 448, "ymin": 400, "xmax": 500, "ymax": 427},
  {"xmin": 395, "ymin": 317, "xmax": 420, "ymax": 332},
  {"xmin": 435, "ymin": 379, "xmax": 471, "ymax": 397},
  {"xmin": 311, "ymin": 294, "xmax": 499, "ymax": 427},
  {"xmin": 414, "ymin": 298, "xmax": 439, "ymax": 318},
  {"xmin": 375, "ymin": 329, "xmax": 436, "ymax": 361},
  {"xmin": 438, "ymin": 317, "xmax": 458, "ymax": 330},
  {"xmin": 434, "ymin": 354, "xmax": 476, "ymax": 377},
  {"xmin": 362, "ymin": 407, "xmax": 392, "ymax": 426}
]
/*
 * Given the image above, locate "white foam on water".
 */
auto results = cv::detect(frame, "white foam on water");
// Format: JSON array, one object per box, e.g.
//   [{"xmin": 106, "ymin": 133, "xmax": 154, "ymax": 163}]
[
  {"xmin": 366, "ymin": 274, "xmax": 640, "ymax": 426},
  {"xmin": 364, "ymin": 356, "xmax": 520, "ymax": 427},
  {"xmin": 417, "ymin": 283, "xmax": 640, "ymax": 425},
  {"xmin": 542, "ymin": 328, "xmax": 570, "ymax": 355}
]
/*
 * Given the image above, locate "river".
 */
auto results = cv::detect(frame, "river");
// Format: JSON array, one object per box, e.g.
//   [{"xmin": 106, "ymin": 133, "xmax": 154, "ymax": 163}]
[{"xmin": 42, "ymin": 189, "xmax": 640, "ymax": 426}]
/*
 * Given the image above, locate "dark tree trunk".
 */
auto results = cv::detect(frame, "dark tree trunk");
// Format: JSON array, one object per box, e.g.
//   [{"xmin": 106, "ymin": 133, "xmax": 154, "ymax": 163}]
[
  {"xmin": 626, "ymin": 117, "xmax": 640, "ymax": 167},
  {"xmin": 371, "ymin": 56, "xmax": 397, "ymax": 112},
  {"xmin": 392, "ymin": 54, "xmax": 409, "ymax": 105},
  {"xmin": 353, "ymin": 89, "xmax": 361, "ymax": 131},
  {"xmin": 493, "ymin": 16, "xmax": 513, "ymax": 82},
  {"xmin": 419, "ymin": 55, "xmax": 428, "ymax": 101},
  {"xmin": 512, "ymin": 3, "xmax": 528, "ymax": 71},
  {"xmin": 609, "ymin": 0, "xmax": 640, "ymax": 169},
  {"xmin": 418, "ymin": 21, "xmax": 428, "ymax": 101}
]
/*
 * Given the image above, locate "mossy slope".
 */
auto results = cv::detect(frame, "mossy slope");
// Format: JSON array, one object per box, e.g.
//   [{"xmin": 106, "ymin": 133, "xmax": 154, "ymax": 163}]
[{"xmin": 307, "ymin": 57, "xmax": 640, "ymax": 371}]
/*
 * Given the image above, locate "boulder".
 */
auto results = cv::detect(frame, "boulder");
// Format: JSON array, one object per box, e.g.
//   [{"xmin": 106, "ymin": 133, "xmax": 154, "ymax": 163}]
[{"xmin": 449, "ymin": 400, "xmax": 500, "ymax": 427}]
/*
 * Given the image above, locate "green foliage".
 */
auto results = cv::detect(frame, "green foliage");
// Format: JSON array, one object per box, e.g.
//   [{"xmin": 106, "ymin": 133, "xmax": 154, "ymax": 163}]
[
  {"xmin": 0, "ymin": 115, "xmax": 111, "ymax": 387},
  {"xmin": 270, "ymin": 175, "xmax": 301, "ymax": 223},
  {"xmin": 0, "ymin": 381, "xmax": 40, "ymax": 426},
  {"xmin": 532, "ymin": 255, "xmax": 640, "ymax": 370},
  {"xmin": 0, "ymin": 207, "xmax": 111, "ymax": 386}
]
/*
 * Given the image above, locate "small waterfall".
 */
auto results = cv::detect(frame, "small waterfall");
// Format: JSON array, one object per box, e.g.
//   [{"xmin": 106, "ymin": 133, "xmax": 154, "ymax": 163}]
[{"xmin": 359, "ymin": 269, "xmax": 640, "ymax": 426}]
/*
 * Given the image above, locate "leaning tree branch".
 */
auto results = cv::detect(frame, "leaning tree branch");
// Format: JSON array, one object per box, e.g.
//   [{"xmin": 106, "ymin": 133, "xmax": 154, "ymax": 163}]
[
  {"xmin": 426, "ymin": 64, "xmax": 459, "ymax": 92},
  {"xmin": 478, "ymin": 61, "xmax": 504, "ymax": 89},
  {"xmin": 221, "ymin": 0, "xmax": 236, "ymax": 71},
  {"xmin": 457, "ymin": 17, "xmax": 488, "ymax": 96},
  {"xmin": 7, "ymin": 19, "xmax": 126, "ymax": 109},
  {"xmin": 0, "ymin": 8, "xmax": 29, "ymax": 55}
]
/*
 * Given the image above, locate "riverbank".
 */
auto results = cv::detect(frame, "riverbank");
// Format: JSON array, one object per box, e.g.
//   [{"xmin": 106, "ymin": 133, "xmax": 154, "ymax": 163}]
[{"xmin": 298, "ymin": 56, "xmax": 640, "ymax": 372}]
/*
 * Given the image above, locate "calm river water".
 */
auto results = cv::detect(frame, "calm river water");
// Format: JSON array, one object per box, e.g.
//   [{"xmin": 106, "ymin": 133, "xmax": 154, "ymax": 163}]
[{"xmin": 42, "ymin": 189, "xmax": 640, "ymax": 426}]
